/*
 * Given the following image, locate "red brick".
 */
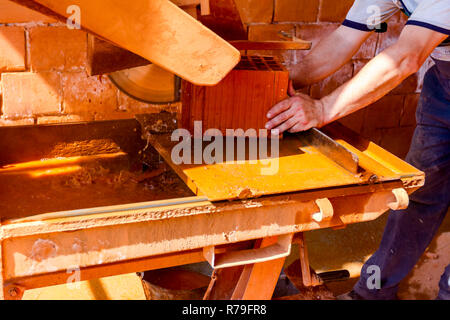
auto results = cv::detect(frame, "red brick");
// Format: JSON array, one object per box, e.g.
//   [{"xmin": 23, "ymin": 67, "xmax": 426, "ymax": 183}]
[
  {"xmin": 353, "ymin": 59, "xmax": 369, "ymax": 75},
  {"xmin": 296, "ymin": 22, "xmax": 377, "ymax": 60},
  {"xmin": 354, "ymin": 32, "xmax": 378, "ymax": 59},
  {"xmin": 37, "ymin": 114, "xmax": 94, "ymax": 125},
  {"xmin": 400, "ymin": 94, "xmax": 420, "ymax": 126},
  {"xmin": 0, "ymin": 118, "xmax": 34, "ymax": 126},
  {"xmin": 62, "ymin": 73, "xmax": 118, "ymax": 116},
  {"xmin": 0, "ymin": 26, "xmax": 26, "ymax": 72},
  {"xmin": 310, "ymin": 62, "xmax": 353, "ymax": 99},
  {"xmin": 361, "ymin": 95, "xmax": 404, "ymax": 137},
  {"xmin": 30, "ymin": 27, "xmax": 87, "ymax": 72},
  {"xmin": 391, "ymin": 73, "xmax": 419, "ymax": 94},
  {"xmin": 362, "ymin": 127, "xmax": 383, "ymax": 145},
  {"xmin": 378, "ymin": 126, "xmax": 415, "ymax": 159},
  {"xmin": 0, "ymin": 0, "xmax": 55, "ymax": 23},
  {"xmin": 248, "ymin": 23, "xmax": 297, "ymax": 61},
  {"xmin": 296, "ymin": 23, "xmax": 339, "ymax": 45},
  {"xmin": 181, "ymin": 58, "xmax": 289, "ymax": 136},
  {"xmin": 319, "ymin": 0, "xmax": 354, "ymax": 22},
  {"xmin": 338, "ymin": 108, "xmax": 366, "ymax": 134},
  {"xmin": 294, "ymin": 23, "xmax": 339, "ymax": 60},
  {"xmin": 1, "ymin": 72, "xmax": 62, "ymax": 118},
  {"xmin": 249, "ymin": 23, "xmax": 297, "ymax": 41},
  {"xmin": 274, "ymin": 0, "xmax": 320, "ymax": 22},
  {"xmin": 235, "ymin": 0, "xmax": 273, "ymax": 24},
  {"xmin": 376, "ymin": 22, "xmax": 403, "ymax": 54},
  {"xmin": 94, "ymin": 111, "xmax": 135, "ymax": 121}
]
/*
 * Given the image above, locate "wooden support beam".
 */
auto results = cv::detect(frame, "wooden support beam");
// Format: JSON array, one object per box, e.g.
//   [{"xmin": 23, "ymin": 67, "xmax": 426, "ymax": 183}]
[
  {"xmin": 86, "ymin": 38, "xmax": 311, "ymax": 76},
  {"xmin": 231, "ymin": 237, "xmax": 287, "ymax": 300},
  {"xmin": 297, "ymin": 233, "xmax": 312, "ymax": 287},
  {"xmin": 230, "ymin": 40, "xmax": 311, "ymax": 51},
  {"xmin": 205, "ymin": 266, "xmax": 245, "ymax": 300},
  {"xmin": 296, "ymin": 233, "xmax": 322, "ymax": 287},
  {"xmin": 200, "ymin": 0, "xmax": 211, "ymax": 15},
  {"xmin": 0, "ymin": 221, "xmax": 4, "ymax": 300}
]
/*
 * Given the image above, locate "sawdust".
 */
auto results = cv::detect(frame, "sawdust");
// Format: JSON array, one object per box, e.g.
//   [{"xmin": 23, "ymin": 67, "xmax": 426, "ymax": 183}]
[
  {"xmin": 0, "ymin": 160, "xmax": 193, "ymax": 222},
  {"xmin": 48, "ymin": 139, "xmax": 122, "ymax": 158}
]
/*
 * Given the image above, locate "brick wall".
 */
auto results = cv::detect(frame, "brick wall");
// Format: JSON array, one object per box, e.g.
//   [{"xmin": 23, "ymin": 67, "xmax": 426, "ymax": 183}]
[
  {"xmin": 0, "ymin": 0, "xmax": 179, "ymax": 127},
  {"xmin": 0, "ymin": 0, "xmax": 427, "ymax": 158}
]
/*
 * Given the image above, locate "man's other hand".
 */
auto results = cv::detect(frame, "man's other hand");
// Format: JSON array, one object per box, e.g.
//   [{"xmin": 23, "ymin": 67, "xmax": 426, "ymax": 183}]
[{"xmin": 265, "ymin": 93, "xmax": 324, "ymax": 133}]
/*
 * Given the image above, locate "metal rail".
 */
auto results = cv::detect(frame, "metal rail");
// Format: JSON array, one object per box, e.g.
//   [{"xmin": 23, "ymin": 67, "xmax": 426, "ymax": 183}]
[{"xmin": 8, "ymin": 196, "xmax": 209, "ymax": 223}]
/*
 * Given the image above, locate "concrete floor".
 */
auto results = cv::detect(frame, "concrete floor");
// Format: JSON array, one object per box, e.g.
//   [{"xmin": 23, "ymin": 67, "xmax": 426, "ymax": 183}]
[{"xmin": 293, "ymin": 208, "xmax": 450, "ymax": 300}]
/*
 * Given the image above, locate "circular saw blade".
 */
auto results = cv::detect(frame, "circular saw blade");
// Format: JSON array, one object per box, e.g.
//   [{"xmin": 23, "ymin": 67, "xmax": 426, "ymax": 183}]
[{"xmin": 109, "ymin": 64, "xmax": 180, "ymax": 104}]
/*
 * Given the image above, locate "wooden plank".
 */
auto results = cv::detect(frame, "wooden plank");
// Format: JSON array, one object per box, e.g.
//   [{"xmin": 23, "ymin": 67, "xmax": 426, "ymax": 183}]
[
  {"xmin": 0, "ymin": 0, "xmax": 55, "ymax": 23},
  {"xmin": 206, "ymin": 265, "xmax": 245, "ymax": 299},
  {"xmin": 86, "ymin": 1, "xmax": 200, "ymax": 76},
  {"xmin": 199, "ymin": 0, "xmax": 211, "ymax": 15},
  {"xmin": 11, "ymin": 0, "xmax": 240, "ymax": 85},
  {"xmin": 231, "ymin": 237, "xmax": 286, "ymax": 300},
  {"xmin": 86, "ymin": 39, "xmax": 310, "ymax": 76},
  {"xmin": 8, "ymin": 0, "xmax": 68, "ymax": 22},
  {"xmin": 230, "ymin": 40, "xmax": 311, "ymax": 51},
  {"xmin": 297, "ymin": 233, "xmax": 312, "ymax": 286},
  {"xmin": 173, "ymin": 0, "xmax": 201, "ymax": 6}
]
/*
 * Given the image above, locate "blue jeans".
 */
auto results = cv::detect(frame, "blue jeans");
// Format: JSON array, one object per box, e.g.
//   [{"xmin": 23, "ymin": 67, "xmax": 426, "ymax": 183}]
[{"xmin": 354, "ymin": 59, "xmax": 450, "ymax": 300}]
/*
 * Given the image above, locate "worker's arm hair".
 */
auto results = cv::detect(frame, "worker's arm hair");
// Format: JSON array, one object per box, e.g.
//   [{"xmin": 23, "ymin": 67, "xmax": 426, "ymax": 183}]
[
  {"xmin": 290, "ymin": 26, "xmax": 372, "ymax": 89},
  {"xmin": 320, "ymin": 25, "xmax": 447, "ymax": 126}
]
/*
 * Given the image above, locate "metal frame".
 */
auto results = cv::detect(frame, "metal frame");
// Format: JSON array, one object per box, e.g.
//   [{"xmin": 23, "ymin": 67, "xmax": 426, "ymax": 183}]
[
  {"xmin": 1, "ymin": 181, "xmax": 411, "ymax": 300},
  {"xmin": 0, "ymin": 122, "xmax": 424, "ymax": 300}
]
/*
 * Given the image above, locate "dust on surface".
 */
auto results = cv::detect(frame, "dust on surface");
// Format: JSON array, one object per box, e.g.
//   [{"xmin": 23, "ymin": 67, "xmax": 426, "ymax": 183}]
[{"xmin": 0, "ymin": 158, "xmax": 194, "ymax": 222}]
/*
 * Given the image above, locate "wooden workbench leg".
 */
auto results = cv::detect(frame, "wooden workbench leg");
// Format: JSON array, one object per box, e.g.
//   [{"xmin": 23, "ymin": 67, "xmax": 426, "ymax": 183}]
[
  {"xmin": 205, "ymin": 266, "xmax": 245, "ymax": 300},
  {"xmin": 297, "ymin": 233, "xmax": 312, "ymax": 286},
  {"xmin": 0, "ymin": 228, "xmax": 24, "ymax": 300},
  {"xmin": 230, "ymin": 237, "xmax": 286, "ymax": 300},
  {"xmin": 1, "ymin": 265, "xmax": 24, "ymax": 299},
  {"xmin": 205, "ymin": 237, "xmax": 288, "ymax": 300},
  {"xmin": 2, "ymin": 283, "xmax": 24, "ymax": 300},
  {"xmin": 295, "ymin": 233, "xmax": 322, "ymax": 287},
  {"xmin": 0, "ymin": 237, "xmax": 4, "ymax": 300}
]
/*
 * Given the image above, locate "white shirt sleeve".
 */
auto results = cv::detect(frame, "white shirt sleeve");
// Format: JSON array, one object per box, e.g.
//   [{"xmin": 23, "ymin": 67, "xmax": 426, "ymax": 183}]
[
  {"xmin": 343, "ymin": 0, "xmax": 400, "ymax": 31},
  {"xmin": 407, "ymin": 0, "xmax": 450, "ymax": 35}
]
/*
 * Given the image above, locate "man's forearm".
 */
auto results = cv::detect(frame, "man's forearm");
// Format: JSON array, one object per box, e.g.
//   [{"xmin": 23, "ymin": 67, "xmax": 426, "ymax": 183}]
[
  {"xmin": 320, "ymin": 26, "xmax": 447, "ymax": 125},
  {"xmin": 290, "ymin": 26, "xmax": 372, "ymax": 89},
  {"xmin": 265, "ymin": 25, "xmax": 447, "ymax": 134}
]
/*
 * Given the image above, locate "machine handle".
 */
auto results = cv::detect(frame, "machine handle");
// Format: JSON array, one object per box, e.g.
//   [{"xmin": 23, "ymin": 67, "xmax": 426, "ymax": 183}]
[
  {"xmin": 203, "ymin": 234, "xmax": 294, "ymax": 269},
  {"xmin": 312, "ymin": 198, "xmax": 334, "ymax": 223},
  {"xmin": 387, "ymin": 188, "xmax": 409, "ymax": 210}
]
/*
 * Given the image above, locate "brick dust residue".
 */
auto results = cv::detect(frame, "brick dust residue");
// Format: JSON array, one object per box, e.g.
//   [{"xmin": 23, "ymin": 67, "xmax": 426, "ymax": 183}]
[{"xmin": 0, "ymin": 159, "xmax": 193, "ymax": 222}]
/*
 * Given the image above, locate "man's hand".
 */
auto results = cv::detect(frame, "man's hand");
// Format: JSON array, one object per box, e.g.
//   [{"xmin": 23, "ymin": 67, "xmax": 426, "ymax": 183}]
[{"xmin": 265, "ymin": 93, "xmax": 325, "ymax": 133}]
